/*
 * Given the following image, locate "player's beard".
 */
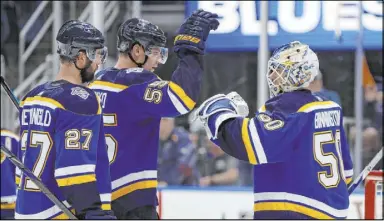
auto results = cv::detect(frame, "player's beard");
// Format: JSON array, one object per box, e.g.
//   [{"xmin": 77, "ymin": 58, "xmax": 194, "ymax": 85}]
[{"xmin": 80, "ymin": 60, "xmax": 95, "ymax": 83}]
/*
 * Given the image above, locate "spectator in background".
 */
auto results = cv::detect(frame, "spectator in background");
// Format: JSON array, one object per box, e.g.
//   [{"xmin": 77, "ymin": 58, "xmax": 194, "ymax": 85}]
[
  {"xmin": 199, "ymin": 138, "xmax": 239, "ymax": 187},
  {"xmin": 350, "ymin": 78, "xmax": 383, "ymax": 169},
  {"xmin": 307, "ymin": 70, "xmax": 342, "ymax": 105},
  {"xmin": 237, "ymin": 161, "xmax": 253, "ymax": 186},
  {"xmin": 188, "ymin": 111, "xmax": 212, "ymax": 176},
  {"xmin": 158, "ymin": 118, "xmax": 200, "ymax": 186},
  {"xmin": 1, "ymin": 1, "xmax": 19, "ymax": 76},
  {"xmin": 363, "ymin": 79, "xmax": 383, "ymax": 136}
]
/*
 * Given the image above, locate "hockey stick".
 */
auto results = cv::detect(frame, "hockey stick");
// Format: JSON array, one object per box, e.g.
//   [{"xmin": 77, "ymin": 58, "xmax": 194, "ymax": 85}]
[
  {"xmin": 0, "ymin": 76, "xmax": 19, "ymax": 109},
  {"xmin": 1, "ymin": 76, "xmax": 77, "ymax": 219},
  {"xmin": 348, "ymin": 147, "xmax": 383, "ymax": 195},
  {"xmin": 1, "ymin": 145, "xmax": 77, "ymax": 219}
]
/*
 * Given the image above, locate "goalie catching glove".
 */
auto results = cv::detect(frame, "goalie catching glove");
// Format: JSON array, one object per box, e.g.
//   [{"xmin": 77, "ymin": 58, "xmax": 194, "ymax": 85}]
[
  {"xmin": 194, "ymin": 92, "xmax": 249, "ymax": 139},
  {"xmin": 174, "ymin": 9, "xmax": 220, "ymax": 55}
]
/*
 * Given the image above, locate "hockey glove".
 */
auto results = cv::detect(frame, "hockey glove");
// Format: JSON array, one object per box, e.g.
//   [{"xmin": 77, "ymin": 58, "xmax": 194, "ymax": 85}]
[
  {"xmin": 193, "ymin": 92, "xmax": 249, "ymax": 139},
  {"xmin": 173, "ymin": 9, "xmax": 220, "ymax": 55},
  {"xmin": 84, "ymin": 210, "xmax": 117, "ymax": 220}
]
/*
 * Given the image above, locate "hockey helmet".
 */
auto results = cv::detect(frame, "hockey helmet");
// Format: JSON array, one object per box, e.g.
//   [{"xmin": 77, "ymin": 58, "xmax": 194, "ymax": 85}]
[
  {"xmin": 56, "ymin": 20, "xmax": 108, "ymax": 64},
  {"xmin": 117, "ymin": 18, "xmax": 168, "ymax": 64}
]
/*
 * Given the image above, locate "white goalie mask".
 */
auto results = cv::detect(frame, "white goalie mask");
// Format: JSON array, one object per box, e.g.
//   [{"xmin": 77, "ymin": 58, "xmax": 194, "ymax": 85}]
[{"xmin": 267, "ymin": 41, "xmax": 319, "ymax": 98}]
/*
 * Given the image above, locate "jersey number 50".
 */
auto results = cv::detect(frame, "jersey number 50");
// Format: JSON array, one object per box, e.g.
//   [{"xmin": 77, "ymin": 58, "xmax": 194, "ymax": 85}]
[
  {"xmin": 313, "ymin": 130, "xmax": 346, "ymax": 188},
  {"xmin": 103, "ymin": 114, "xmax": 118, "ymax": 164}
]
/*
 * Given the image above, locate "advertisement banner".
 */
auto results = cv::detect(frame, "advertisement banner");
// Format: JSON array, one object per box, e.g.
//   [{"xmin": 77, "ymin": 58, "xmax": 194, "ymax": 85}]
[{"xmin": 185, "ymin": 1, "xmax": 383, "ymax": 51}]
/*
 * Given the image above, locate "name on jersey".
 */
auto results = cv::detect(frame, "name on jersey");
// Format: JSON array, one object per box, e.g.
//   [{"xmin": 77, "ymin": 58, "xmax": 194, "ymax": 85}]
[
  {"xmin": 95, "ymin": 91, "xmax": 107, "ymax": 108},
  {"xmin": 21, "ymin": 108, "xmax": 52, "ymax": 127},
  {"xmin": 314, "ymin": 110, "xmax": 340, "ymax": 129}
]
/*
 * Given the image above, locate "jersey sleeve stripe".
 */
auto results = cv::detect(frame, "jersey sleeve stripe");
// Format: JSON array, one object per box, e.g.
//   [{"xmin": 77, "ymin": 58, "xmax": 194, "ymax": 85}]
[
  {"xmin": 15, "ymin": 201, "xmax": 72, "ymax": 219},
  {"xmin": 344, "ymin": 169, "xmax": 353, "ymax": 177},
  {"xmin": 346, "ymin": 177, "xmax": 353, "ymax": 185},
  {"xmin": 254, "ymin": 192, "xmax": 348, "ymax": 218},
  {"xmin": 168, "ymin": 82, "xmax": 196, "ymax": 110},
  {"xmin": 89, "ymin": 80, "xmax": 128, "ymax": 92},
  {"xmin": 258, "ymin": 105, "xmax": 266, "ymax": 113},
  {"xmin": 0, "ymin": 130, "xmax": 20, "ymax": 141},
  {"xmin": 100, "ymin": 193, "xmax": 111, "ymax": 202},
  {"xmin": 111, "ymin": 170, "xmax": 157, "ymax": 190},
  {"xmin": 51, "ymin": 209, "xmax": 75, "ymax": 220},
  {"xmin": 100, "ymin": 193, "xmax": 112, "ymax": 211},
  {"xmin": 101, "ymin": 204, "xmax": 111, "ymax": 211},
  {"xmin": 95, "ymin": 94, "xmax": 102, "ymax": 114},
  {"xmin": 254, "ymin": 202, "xmax": 333, "ymax": 219},
  {"xmin": 167, "ymin": 88, "xmax": 189, "ymax": 114},
  {"xmin": 1, "ymin": 202, "xmax": 15, "ymax": 210},
  {"xmin": 241, "ymin": 118, "xmax": 258, "ymax": 165},
  {"xmin": 21, "ymin": 96, "xmax": 65, "ymax": 110},
  {"xmin": 15, "ymin": 167, "xmax": 21, "ymax": 177},
  {"xmin": 1, "ymin": 196, "xmax": 16, "ymax": 203},
  {"xmin": 56, "ymin": 174, "xmax": 96, "ymax": 187},
  {"xmin": 54, "ymin": 164, "xmax": 96, "ymax": 177},
  {"xmin": 103, "ymin": 114, "xmax": 117, "ymax": 126},
  {"xmin": 248, "ymin": 119, "xmax": 268, "ymax": 164},
  {"xmin": 15, "ymin": 176, "xmax": 20, "ymax": 185},
  {"xmin": 111, "ymin": 180, "xmax": 157, "ymax": 201},
  {"xmin": 297, "ymin": 101, "xmax": 340, "ymax": 113}
]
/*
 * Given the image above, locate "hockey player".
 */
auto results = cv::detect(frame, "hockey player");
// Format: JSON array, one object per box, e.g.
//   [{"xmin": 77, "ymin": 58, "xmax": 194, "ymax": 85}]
[
  {"xmin": 195, "ymin": 41, "xmax": 354, "ymax": 219},
  {"xmin": 1, "ymin": 129, "xmax": 20, "ymax": 219},
  {"xmin": 88, "ymin": 9, "xmax": 219, "ymax": 219},
  {"xmin": 15, "ymin": 20, "xmax": 116, "ymax": 219}
]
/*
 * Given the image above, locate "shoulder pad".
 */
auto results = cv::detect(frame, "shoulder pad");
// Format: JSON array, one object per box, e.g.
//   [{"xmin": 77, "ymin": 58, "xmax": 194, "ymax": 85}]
[
  {"xmin": 59, "ymin": 84, "xmax": 101, "ymax": 115},
  {"xmin": 20, "ymin": 83, "xmax": 48, "ymax": 103},
  {"xmin": 261, "ymin": 89, "xmax": 319, "ymax": 115},
  {"xmin": 117, "ymin": 68, "xmax": 159, "ymax": 86},
  {"xmin": 312, "ymin": 91, "xmax": 333, "ymax": 102},
  {"xmin": 21, "ymin": 80, "xmax": 101, "ymax": 115},
  {"xmin": 95, "ymin": 67, "xmax": 160, "ymax": 87}
]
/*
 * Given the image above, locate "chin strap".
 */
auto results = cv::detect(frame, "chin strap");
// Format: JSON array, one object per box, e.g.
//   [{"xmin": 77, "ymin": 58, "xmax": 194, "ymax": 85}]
[
  {"xmin": 128, "ymin": 52, "xmax": 148, "ymax": 68},
  {"xmin": 127, "ymin": 42, "xmax": 149, "ymax": 68}
]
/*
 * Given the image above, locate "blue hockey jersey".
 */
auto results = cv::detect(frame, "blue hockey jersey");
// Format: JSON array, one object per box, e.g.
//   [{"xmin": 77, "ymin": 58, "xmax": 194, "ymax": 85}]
[
  {"xmin": 213, "ymin": 90, "xmax": 353, "ymax": 219},
  {"xmin": 15, "ymin": 80, "xmax": 112, "ymax": 219},
  {"xmin": 1, "ymin": 129, "xmax": 20, "ymax": 217},
  {"xmin": 89, "ymin": 53, "xmax": 202, "ymax": 212}
]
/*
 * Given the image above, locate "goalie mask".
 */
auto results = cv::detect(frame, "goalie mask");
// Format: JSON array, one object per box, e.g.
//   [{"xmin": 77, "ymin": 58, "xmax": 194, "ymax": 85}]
[{"xmin": 267, "ymin": 41, "xmax": 319, "ymax": 98}]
